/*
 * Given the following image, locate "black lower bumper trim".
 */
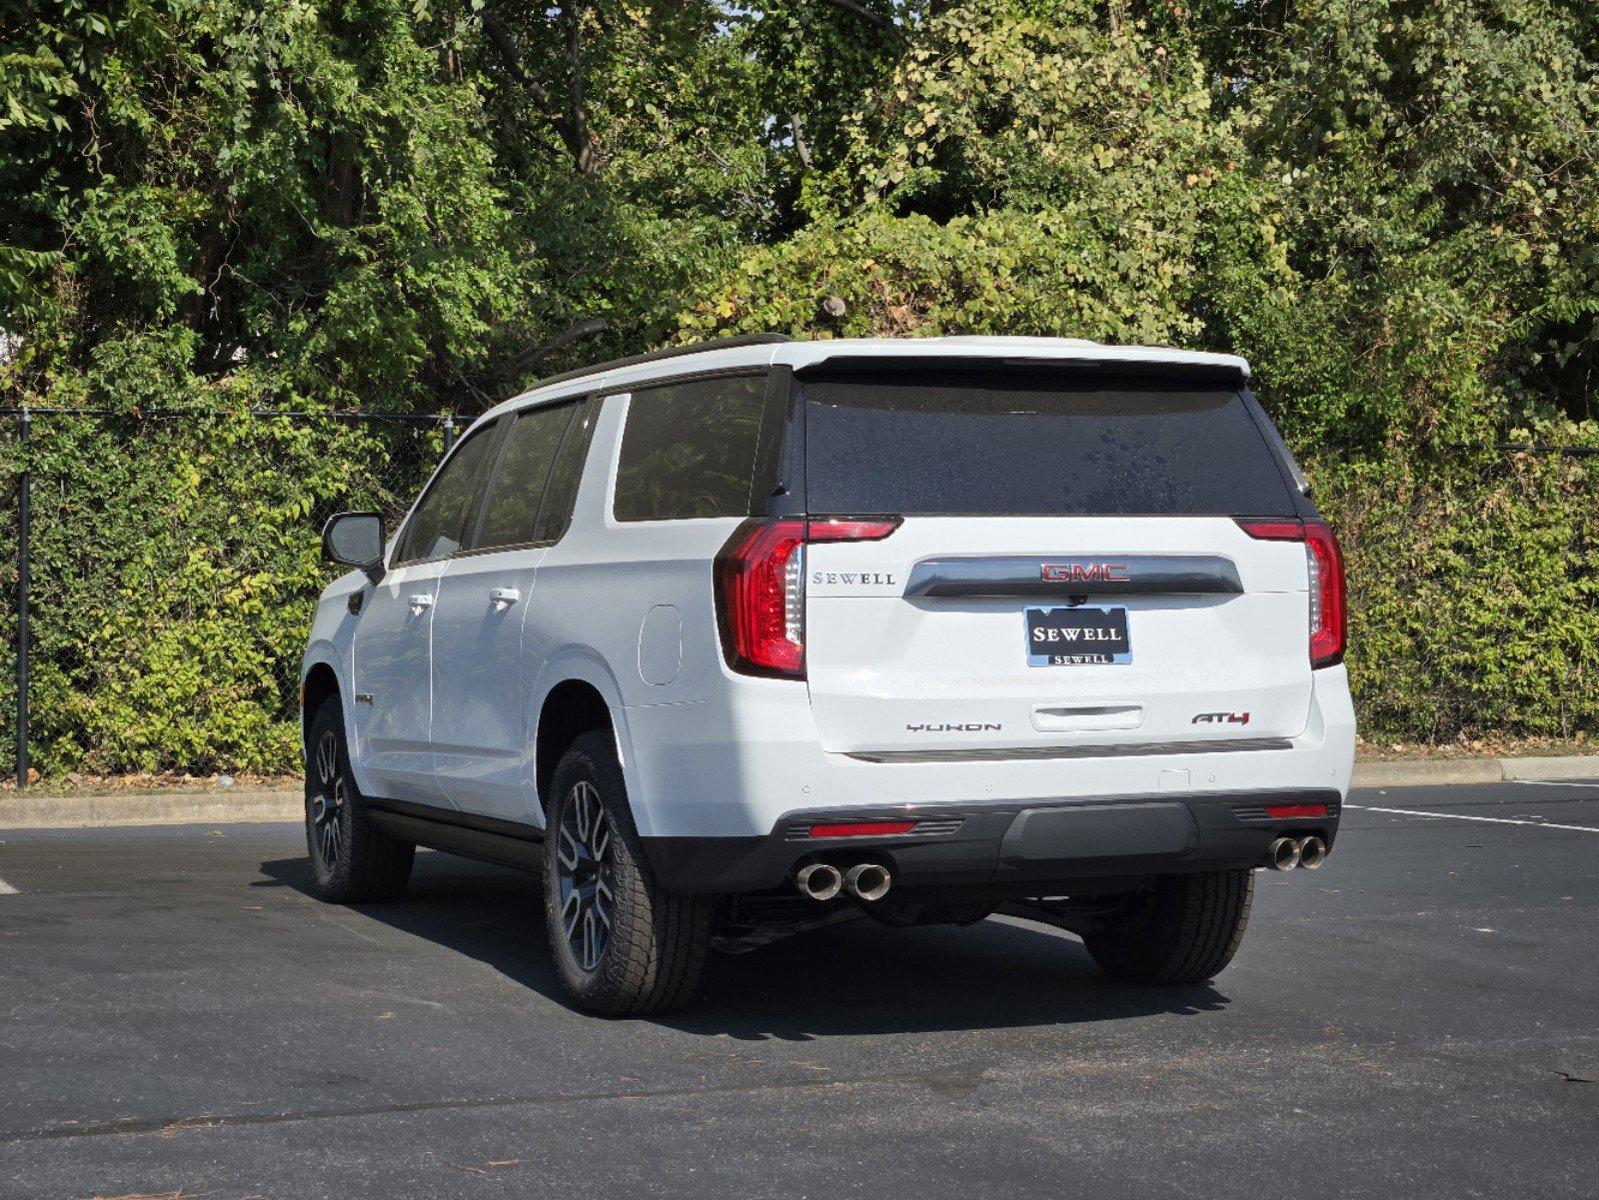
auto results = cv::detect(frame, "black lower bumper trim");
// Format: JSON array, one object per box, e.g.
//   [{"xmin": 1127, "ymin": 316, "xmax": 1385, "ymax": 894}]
[{"xmin": 641, "ymin": 789, "xmax": 1342, "ymax": 895}]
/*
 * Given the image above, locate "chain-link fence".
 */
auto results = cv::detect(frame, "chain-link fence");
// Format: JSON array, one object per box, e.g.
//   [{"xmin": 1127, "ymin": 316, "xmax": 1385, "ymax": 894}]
[{"xmin": 0, "ymin": 408, "xmax": 456, "ymax": 786}]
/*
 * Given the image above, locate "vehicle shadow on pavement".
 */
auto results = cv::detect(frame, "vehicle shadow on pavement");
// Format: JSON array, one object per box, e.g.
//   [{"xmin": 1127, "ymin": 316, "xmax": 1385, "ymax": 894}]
[
  {"xmin": 678, "ymin": 919, "xmax": 1230, "ymax": 1041},
  {"xmin": 258, "ymin": 851, "xmax": 1230, "ymax": 1039}
]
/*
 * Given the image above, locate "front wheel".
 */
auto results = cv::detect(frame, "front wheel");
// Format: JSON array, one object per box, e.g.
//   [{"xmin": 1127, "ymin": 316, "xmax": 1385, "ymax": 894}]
[
  {"xmin": 1083, "ymin": 869, "xmax": 1254, "ymax": 985},
  {"xmin": 543, "ymin": 730, "xmax": 713, "ymax": 1016},
  {"xmin": 304, "ymin": 696, "xmax": 414, "ymax": 903}
]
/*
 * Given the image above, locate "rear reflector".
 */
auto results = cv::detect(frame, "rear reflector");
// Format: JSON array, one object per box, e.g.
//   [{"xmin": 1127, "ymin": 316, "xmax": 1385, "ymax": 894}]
[
  {"xmin": 1265, "ymin": 803, "xmax": 1328, "ymax": 819},
  {"xmin": 808, "ymin": 820, "xmax": 917, "ymax": 838}
]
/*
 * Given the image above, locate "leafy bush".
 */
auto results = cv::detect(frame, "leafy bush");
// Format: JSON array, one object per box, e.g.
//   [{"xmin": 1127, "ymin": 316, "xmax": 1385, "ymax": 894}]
[
  {"xmin": 0, "ymin": 406, "xmax": 440, "ymax": 775},
  {"xmin": 2, "ymin": 0, "xmax": 1596, "ymax": 774},
  {"xmin": 1311, "ymin": 434, "xmax": 1599, "ymax": 743}
]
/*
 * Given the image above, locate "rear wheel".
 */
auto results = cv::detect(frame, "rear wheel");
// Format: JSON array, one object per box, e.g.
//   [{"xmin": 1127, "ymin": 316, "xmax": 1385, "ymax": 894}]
[
  {"xmin": 304, "ymin": 696, "xmax": 414, "ymax": 903},
  {"xmin": 543, "ymin": 730, "xmax": 713, "ymax": 1016},
  {"xmin": 1083, "ymin": 869, "xmax": 1253, "ymax": 985}
]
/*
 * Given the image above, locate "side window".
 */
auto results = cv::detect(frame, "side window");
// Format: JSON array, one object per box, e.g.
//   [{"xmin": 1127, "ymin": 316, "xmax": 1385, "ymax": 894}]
[
  {"xmin": 534, "ymin": 397, "xmax": 598, "ymax": 543},
  {"xmin": 473, "ymin": 403, "xmax": 577, "ymax": 551},
  {"xmin": 612, "ymin": 374, "xmax": 768, "ymax": 522},
  {"xmin": 395, "ymin": 424, "xmax": 498, "ymax": 564}
]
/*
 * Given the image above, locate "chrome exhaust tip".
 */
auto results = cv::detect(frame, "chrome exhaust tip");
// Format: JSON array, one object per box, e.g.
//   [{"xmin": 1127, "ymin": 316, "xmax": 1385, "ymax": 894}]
[
  {"xmin": 1267, "ymin": 836, "xmax": 1302, "ymax": 871},
  {"xmin": 1298, "ymin": 835, "xmax": 1328, "ymax": 869},
  {"xmin": 795, "ymin": 863, "xmax": 843, "ymax": 901},
  {"xmin": 844, "ymin": 862, "xmax": 892, "ymax": 902}
]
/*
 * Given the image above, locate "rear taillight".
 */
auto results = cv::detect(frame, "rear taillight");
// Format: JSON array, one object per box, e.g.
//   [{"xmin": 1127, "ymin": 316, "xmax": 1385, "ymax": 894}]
[
  {"xmin": 715, "ymin": 516, "xmax": 900, "ymax": 679},
  {"xmin": 1237, "ymin": 518, "xmax": 1346, "ymax": 668}
]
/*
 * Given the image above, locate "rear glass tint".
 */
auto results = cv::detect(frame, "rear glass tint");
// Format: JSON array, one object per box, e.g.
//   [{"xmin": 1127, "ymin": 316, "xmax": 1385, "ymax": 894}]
[
  {"xmin": 801, "ymin": 366, "xmax": 1295, "ymax": 517},
  {"xmin": 613, "ymin": 374, "xmax": 768, "ymax": 521}
]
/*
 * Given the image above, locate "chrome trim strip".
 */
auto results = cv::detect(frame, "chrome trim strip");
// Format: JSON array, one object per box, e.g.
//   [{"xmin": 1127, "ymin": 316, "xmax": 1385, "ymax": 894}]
[
  {"xmin": 903, "ymin": 554, "xmax": 1244, "ymax": 599},
  {"xmin": 844, "ymin": 737, "xmax": 1293, "ymax": 764}
]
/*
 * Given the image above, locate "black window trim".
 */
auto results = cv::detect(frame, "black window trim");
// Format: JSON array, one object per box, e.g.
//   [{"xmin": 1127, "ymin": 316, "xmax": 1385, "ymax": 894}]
[{"xmin": 607, "ymin": 365, "xmax": 775, "ymax": 524}]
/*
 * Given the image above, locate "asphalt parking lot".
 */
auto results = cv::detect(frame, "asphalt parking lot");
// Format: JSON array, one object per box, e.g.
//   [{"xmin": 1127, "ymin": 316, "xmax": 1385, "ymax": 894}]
[{"xmin": 2, "ymin": 780, "xmax": 1596, "ymax": 1200}]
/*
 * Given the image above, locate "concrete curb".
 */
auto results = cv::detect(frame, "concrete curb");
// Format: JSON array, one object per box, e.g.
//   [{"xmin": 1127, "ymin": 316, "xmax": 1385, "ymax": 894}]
[
  {"xmin": 0, "ymin": 788, "xmax": 302, "ymax": 830},
  {"xmin": 1352, "ymin": 755, "xmax": 1599, "ymax": 788},
  {"xmin": 3, "ymin": 753, "xmax": 1598, "ymax": 829}
]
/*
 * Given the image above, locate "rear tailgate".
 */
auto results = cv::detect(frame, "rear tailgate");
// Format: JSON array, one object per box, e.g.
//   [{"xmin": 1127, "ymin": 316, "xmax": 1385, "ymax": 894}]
[
  {"xmin": 806, "ymin": 518, "xmax": 1311, "ymax": 755},
  {"xmin": 796, "ymin": 358, "xmax": 1313, "ymax": 758}
]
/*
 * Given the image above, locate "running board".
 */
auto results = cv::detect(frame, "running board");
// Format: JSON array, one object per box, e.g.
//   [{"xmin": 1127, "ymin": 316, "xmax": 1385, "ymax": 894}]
[{"xmin": 366, "ymin": 800, "xmax": 542, "ymax": 871}]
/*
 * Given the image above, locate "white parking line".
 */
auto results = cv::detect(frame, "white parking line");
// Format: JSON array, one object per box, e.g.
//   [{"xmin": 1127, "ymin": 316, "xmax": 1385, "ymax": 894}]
[
  {"xmin": 1346, "ymin": 804, "xmax": 1599, "ymax": 834},
  {"xmin": 0, "ymin": 877, "xmax": 17, "ymax": 895},
  {"xmin": 1507, "ymin": 779, "xmax": 1599, "ymax": 788}
]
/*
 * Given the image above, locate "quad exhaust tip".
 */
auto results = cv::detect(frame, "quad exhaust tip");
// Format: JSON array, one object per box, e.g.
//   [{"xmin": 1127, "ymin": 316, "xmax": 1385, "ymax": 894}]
[
  {"xmin": 795, "ymin": 863, "xmax": 843, "ymax": 901},
  {"xmin": 1267, "ymin": 837, "xmax": 1302, "ymax": 871},
  {"xmin": 1266, "ymin": 835, "xmax": 1330, "ymax": 871},
  {"xmin": 844, "ymin": 863, "xmax": 892, "ymax": 902}
]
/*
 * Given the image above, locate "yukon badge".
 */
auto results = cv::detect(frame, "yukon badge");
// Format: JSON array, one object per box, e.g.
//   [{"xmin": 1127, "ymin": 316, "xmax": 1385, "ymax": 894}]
[
  {"xmin": 907, "ymin": 723, "xmax": 1002, "ymax": 733},
  {"xmin": 1192, "ymin": 711, "xmax": 1250, "ymax": 726}
]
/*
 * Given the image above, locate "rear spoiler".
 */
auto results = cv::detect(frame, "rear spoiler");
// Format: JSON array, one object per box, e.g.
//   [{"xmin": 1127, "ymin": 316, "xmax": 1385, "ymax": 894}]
[{"xmin": 794, "ymin": 355, "xmax": 1249, "ymax": 390}]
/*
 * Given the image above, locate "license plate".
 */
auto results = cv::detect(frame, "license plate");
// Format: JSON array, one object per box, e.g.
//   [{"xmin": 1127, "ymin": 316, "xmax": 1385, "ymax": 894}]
[{"xmin": 1026, "ymin": 606, "xmax": 1131, "ymax": 666}]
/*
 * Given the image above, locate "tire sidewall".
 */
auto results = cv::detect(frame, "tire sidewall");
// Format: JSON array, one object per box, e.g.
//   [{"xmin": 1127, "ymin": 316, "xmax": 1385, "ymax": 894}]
[
  {"xmin": 305, "ymin": 698, "xmax": 357, "ymax": 895},
  {"xmin": 542, "ymin": 731, "xmax": 649, "ymax": 1009}
]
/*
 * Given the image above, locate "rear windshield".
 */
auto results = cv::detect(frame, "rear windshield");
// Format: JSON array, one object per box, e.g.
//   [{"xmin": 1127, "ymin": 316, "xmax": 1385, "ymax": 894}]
[{"xmin": 801, "ymin": 365, "xmax": 1296, "ymax": 517}]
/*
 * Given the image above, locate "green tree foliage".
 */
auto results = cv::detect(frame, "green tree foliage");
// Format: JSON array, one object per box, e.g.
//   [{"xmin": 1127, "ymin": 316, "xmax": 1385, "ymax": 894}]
[
  {"xmin": 1217, "ymin": 0, "xmax": 1599, "ymax": 449},
  {"xmin": 687, "ymin": 0, "xmax": 1288, "ymax": 349},
  {"xmin": 1, "ymin": 0, "xmax": 1596, "ymax": 773}
]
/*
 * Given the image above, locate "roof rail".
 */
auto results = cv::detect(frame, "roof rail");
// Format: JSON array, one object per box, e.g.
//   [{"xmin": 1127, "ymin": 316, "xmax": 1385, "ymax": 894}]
[{"xmin": 525, "ymin": 333, "xmax": 794, "ymax": 393}]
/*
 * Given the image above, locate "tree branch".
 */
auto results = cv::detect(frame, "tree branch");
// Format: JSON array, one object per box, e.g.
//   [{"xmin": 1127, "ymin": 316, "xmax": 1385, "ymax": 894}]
[
  {"xmin": 507, "ymin": 317, "xmax": 610, "ymax": 382},
  {"xmin": 562, "ymin": 3, "xmax": 601, "ymax": 174},
  {"xmin": 480, "ymin": 6, "xmax": 600, "ymax": 174},
  {"xmin": 820, "ymin": 0, "xmax": 908, "ymax": 41},
  {"xmin": 790, "ymin": 112, "xmax": 812, "ymax": 170},
  {"xmin": 479, "ymin": 9, "xmax": 553, "ymax": 108}
]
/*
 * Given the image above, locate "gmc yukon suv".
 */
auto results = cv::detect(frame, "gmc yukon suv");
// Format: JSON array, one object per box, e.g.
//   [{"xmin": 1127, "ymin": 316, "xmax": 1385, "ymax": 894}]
[{"xmin": 302, "ymin": 335, "xmax": 1355, "ymax": 1015}]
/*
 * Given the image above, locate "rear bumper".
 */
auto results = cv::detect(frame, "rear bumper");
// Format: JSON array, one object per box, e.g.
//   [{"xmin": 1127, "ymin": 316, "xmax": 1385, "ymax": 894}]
[
  {"xmin": 618, "ymin": 665, "xmax": 1356, "ymax": 840},
  {"xmin": 641, "ymin": 788, "xmax": 1342, "ymax": 895}
]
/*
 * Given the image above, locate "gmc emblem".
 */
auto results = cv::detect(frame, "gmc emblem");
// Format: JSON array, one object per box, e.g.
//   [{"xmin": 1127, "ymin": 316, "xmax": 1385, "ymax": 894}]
[{"xmin": 1041, "ymin": 562, "xmax": 1130, "ymax": 583}]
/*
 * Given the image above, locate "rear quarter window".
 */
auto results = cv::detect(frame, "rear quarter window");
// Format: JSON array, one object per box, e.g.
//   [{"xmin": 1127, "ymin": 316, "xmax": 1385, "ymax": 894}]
[
  {"xmin": 801, "ymin": 365, "xmax": 1297, "ymax": 517},
  {"xmin": 612, "ymin": 374, "xmax": 769, "ymax": 521}
]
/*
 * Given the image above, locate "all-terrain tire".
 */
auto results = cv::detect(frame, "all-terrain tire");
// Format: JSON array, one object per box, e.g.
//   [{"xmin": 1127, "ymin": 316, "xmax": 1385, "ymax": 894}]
[
  {"xmin": 1083, "ymin": 869, "xmax": 1254, "ymax": 985},
  {"xmin": 543, "ymin": 730, "xmax": 713, "ymax": 1016},
  {"xmin": 304, "ymin": 695, "xmax": 414, "ymax": 903}
]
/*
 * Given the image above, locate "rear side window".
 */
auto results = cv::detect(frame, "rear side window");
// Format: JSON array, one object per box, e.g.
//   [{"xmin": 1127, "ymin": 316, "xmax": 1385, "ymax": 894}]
[
  {"xmin": 801, "ymin": 365, "xmax": 1297, "ymax": 517},
  {"xmin": 534, "ymin": 398, "xmax": 598, "ymax": 543},
  {"xmin": 473, "ymin": 402, "xmax": 579, "ymax": 550},
  {"xmin": 612, "ymin": 374, "xmax": 768, "ymax": 521},
  {"xmin": 396, "ymin": 424, "xmax": 498, "ymax": 563}
]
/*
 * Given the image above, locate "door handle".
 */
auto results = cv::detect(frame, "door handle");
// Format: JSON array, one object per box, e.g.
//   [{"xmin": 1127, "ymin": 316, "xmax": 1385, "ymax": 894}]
[
  {"xmin": 488, "ymin": 587, "xmax": 521, "ymax": 608},
  {"xmin": 407, "ymin": 593, "xmax": 435, "ymax": 613}
]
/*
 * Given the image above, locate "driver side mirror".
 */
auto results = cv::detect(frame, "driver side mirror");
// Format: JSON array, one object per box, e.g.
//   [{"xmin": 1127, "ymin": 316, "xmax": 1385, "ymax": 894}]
[{"xmin": 322, "ymin": 511, "xmax": 385, "ymax": 577}]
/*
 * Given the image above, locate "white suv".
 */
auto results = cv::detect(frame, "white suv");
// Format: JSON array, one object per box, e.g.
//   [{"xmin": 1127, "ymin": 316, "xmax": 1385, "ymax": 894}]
[{"xmin": 302, "ymin": 335, "xmax": 1355, "ymax": 1014}]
